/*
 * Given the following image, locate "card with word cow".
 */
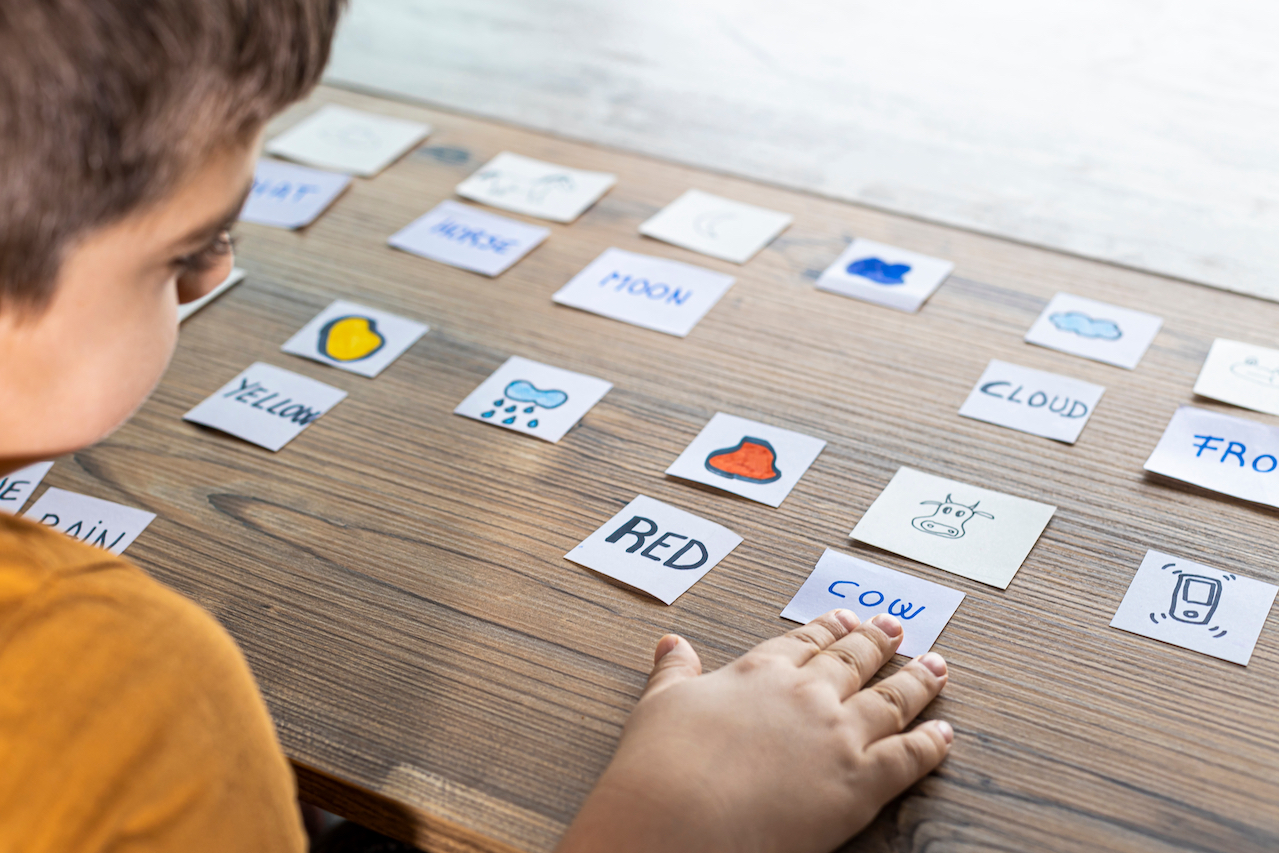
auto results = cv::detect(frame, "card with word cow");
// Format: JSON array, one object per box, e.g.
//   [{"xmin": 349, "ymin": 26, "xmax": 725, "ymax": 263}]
[
  {"xmin": 958, "ymin": 359, "xmax": 1105, "ymax": 444},
  {"xmin": 23, "ymin": 488, "xmax": 155, "ymax": 555},
  {"xmin": 782, "ymin": 549, "xmax": 966, "ymax": 657},
  {"xmin": 453, "ymin": 356, "xmax": 612, "ymax": 443},
  {"xmin": 552, "ymin": 248, "xmax": 735, "ymax": 337},
  {"xmin": 565, "ymin": 495, "xmax": 743, "ymax": 605},
  {"xmin": 183, "ymin": 362, "xmax": 348, "ymax": 452},
  {"xmin": 388, "ymin": 200, "xmax": 550, "ymax": 277},
  {"xmin": 664, "ymin": 413, "xmax": 826, "ymax": 508},
  {"xmin": 0, "ymin": 461, "xmax": 53, "ymax": 515},
  {"xmin": 816, "ymin": 238, "xmax": 955, "ymax": 313},
  {"xmin": 265, "ymin": 104, "xmax": 430, "ymax": 177},
  {"xmin": 1024, "ymin": 292, "xmax": 1162, "ymax": 370},
  {"xmin": 455, "ymin": 152, "xmax": 617, "ymax": 223},
  {"xmin": 239, "ymin": 159, "xmax": 351, "ymax": 229},
  {"xmin": 1144, "ymin": 406, "xmax": 1279, "ymax": 510},
  {"xmin": 850, "ymin": 467, "xmax": 1056, "ymax": 589},
  {"xmin": 281, "ymin": 299, "xmax": 429, "ymax": 378},
  {"xmin": 1193, "ymin": 338, "xmax": 1279, "ymax": 418},
  {"xmin": 1110, "ymin": 550, "xmax": 1278, "ymax": 666},
  {"xmin": 639, "ymin": 189, "xmax": 792, "ymax": 264}
]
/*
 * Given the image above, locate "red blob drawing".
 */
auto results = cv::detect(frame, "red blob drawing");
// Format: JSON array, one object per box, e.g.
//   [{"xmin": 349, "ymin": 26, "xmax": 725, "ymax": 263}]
[{"xmin": 705, "ymin": 437, "xmax": 782, "ymax": 484}]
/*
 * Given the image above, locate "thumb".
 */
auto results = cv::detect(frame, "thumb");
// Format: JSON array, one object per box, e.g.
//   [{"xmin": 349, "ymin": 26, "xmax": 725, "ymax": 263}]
[{"xmin": 640, "ymin": 634, "xmax": 702, "ymax": 699}]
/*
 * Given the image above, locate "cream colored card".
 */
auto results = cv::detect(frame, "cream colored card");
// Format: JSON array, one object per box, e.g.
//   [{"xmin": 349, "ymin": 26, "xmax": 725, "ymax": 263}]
[
  {"xmin": 265, "ymin": 105, "xmax": 430, "ymax": 177},
  {"xmin": 1193, "ymin": 338, "xmax": 1279, "ymax": 417},
  {"xmin": 455, "ymin": 152, "xmax": 616, "ymax": 222},
  {"xmin": 639, "ymin": 189, "xmax": 792, "ymax": 264}
]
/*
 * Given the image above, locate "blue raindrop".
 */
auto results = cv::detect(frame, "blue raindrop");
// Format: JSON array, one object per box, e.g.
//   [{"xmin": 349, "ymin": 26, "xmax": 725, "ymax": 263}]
[
  {"xmin": 502, "ymin": 416, "xmax": 516, "ymax": 424},
  {"xmin": 481, "ymin": 410, "xmax": 495, "ymax": 418},
  {"xmin": 505, "ymin": 405, "xmax": 517, "ymax": 413},
  {"xmin": 493, "ymin": 399, "xmax": 504, "ymax": 406},
  {"xmin": 527, "ymin": 419, "xmax": 539, "ymax": 428},
  {"xmin": 524, "ymin": 406, "xmax": 535, "ymax": 413}
]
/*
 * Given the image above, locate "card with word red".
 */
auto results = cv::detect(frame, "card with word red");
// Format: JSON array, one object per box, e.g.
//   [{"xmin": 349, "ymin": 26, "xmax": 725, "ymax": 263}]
[
  {"xmin": 281, "ymin": 299, "xmax": 428, "ymax": 378},
  {"xmin": 816, "ymin": 238, "xmax": 954, "ymax": 313},
  {"xmin": 0, "ymin": 461, "xmax": 53, "ymax": 515},
  {"xmin": 388, "ymin": 200, "xmax": 550, "ymax": 276},
  {"xmin": 453, "ymin": 356, "xmax": 612, "ymax": 443},
  {"xmin": 265, "ymin": 104, "xmax": 430, "ymax": 177},
  {"xmin": 959, "ymin": 359, "xmax": 1104, "ymax": 444},
  {"xmin": 455, "ymin": 152, "xmax": 616, "ymax": 223},
  {"xmin": 1144, "ymin": 406, "xmax": 1279, "ymax": 509},
  {"xmin": 639, "ymin": 189, "xmax": 792, "ymax": 264},
  {"xmin": 23, "ymin": 488, "xmax": 155, "ymax": 555},
  {"xmin": 239, "ymin": 159, "xmax": 351, "ymax": 229},
  {"xmin": 183, "ymin": 362, "xmax": 347, "ymax": 452}
]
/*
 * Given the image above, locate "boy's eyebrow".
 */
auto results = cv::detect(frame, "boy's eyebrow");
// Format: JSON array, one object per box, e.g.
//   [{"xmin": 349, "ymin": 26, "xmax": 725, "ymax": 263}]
[{"xmin": 169, "ymin": 184, "xmax": 252, "ymax": 250}]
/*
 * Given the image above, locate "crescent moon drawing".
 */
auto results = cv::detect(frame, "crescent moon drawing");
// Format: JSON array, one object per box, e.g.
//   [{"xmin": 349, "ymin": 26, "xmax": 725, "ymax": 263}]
[{"xmin": 693, "ymin": 210, "xmax": 736, "ymax": 239}]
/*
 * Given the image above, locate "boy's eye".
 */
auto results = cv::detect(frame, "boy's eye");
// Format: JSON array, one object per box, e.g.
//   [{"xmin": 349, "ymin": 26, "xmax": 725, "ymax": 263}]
[{"xmin": 174, "ymin": 230, "xmax": 235, "ymax": 273}]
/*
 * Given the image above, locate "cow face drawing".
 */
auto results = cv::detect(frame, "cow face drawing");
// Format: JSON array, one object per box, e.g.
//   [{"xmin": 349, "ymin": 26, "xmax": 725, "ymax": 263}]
[{"xmin": 911, "ymin": 494, "xmax": 993, "ymax": 539}]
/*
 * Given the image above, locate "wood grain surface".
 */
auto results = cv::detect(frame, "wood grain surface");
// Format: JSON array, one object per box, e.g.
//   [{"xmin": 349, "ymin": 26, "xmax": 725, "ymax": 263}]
[{"xmin": 40, "ymin": 85, "xmax": 1279, "ymax": 852}]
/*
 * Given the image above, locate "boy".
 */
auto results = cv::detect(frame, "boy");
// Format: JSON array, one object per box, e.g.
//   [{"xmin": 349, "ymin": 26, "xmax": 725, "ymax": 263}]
[{"xmin": 0, "ymin": 1, "xmax": 953, "ymax": 851}]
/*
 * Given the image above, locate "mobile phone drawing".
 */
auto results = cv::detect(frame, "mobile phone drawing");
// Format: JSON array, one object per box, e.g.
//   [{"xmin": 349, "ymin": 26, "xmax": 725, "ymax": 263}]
[{"xmin": 1169, "ymin": 574, "xmax": 1221, "ymax": 625}]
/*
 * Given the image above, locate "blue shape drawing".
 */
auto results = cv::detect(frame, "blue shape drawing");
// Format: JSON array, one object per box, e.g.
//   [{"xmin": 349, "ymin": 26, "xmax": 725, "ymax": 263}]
[
  {"xmin": 1049, "ymin": 311, "xmax": 1122, "ymax": 340},
  {"xmin": 481, "ymin": 379, "xmax": 568, "ymax": 429},
  {"xmin": 846, "ymin": 257, "xmax": 911, "ymax": 285}
]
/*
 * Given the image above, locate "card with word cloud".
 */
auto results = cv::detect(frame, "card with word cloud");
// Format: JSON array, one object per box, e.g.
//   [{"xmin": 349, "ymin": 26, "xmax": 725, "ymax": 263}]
[
  {"xmin": 565, "ymin": 495, "xmax": 743, "ymax": 605},
  {"xmin": 265, "ymin": 104, "xmax": 430, "ymax": 177},
  {"xmin": 454, "ymin": 356, "xmax": 612, "ymax": 443},
  {"xmin": 1024, "ymin": 292, "xmax": 1162, "ymax": 369},
  {"xmin": 782, "ymin": 549, "xmax": 966, "ymax": 657},
  {"xmin": 552, "ymin": 248, "xmax": 735, "ymax": 337},
  {"xmin": 455, "ymin": 152, "xmax": 616, "ymax": 223},
  {"xmin": 639, "ymin": 189, "xmax": 792, "ymax": 264},
  {"xmin": 388, "ymin": 200, "xmax": 550, "ymax": 276},
  {"xmin": 178, "ymin": 267, "xmax": 244, "ymax": 323},
  {"xmin": 1194, "ymin": 339, "xmax": 1279, "ymax": 418},
  {"xmin": 665, "ymin": 413, "xmax": 826, "ymax": 508},
  {"xmin": 816, "ymin": 238, "xmax": 955, "ymax": 313},
  {"xmin": 959, "ymin": 360, "xmax": 1105, "ymax": 444},
  {"xmin": 1144, "ymin": 406, "xmax": 1279, "ymax": 509},
  {"xmin": 1110, "ymin": 550, "xmax": 1277, "ymax": 666},
  {"xmin": 0, "ymin": 461, "xmax": 53, "ymax": 515},
  {"xmin": 851, "ymin": 468, "xmax": 1056, "ymax": 589},
  {"xmin": 281, "ymin": 300, "xmax": 428, "ymax": 378},
  {"xmin": 239, "ymin": 159, "xmax": 351, "ymax": 229},
  {"xmin": 23, "ymin": 488, "xmax": 155, "ymax": 555},
  {"xmin": 184, "ymin": 362, "xmax": 347, "ymax": 452}
]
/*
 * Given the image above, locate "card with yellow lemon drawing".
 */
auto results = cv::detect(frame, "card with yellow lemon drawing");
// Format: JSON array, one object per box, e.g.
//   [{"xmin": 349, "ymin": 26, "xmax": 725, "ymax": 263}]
[{"xmin": 282, "ymin": 299, "xmax": 429, "ymax": 378}]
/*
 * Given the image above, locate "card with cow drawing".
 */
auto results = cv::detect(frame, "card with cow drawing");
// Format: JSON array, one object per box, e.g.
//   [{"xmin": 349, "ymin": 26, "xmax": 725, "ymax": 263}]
[
  {"xmin": 664, "ymin": 413, "xmax": 826, "ymax": 508},
  {"xmin": 388, "ymin": 200, "xmax": 550, "ymax": 277},
  {"xmin": 281, "ymin": 299, "xmax": 429, "ymax": 377},
  {"xmin": 959, "ymin": 359, "xmax": 1105, "ymax": 444},
  {"xmin": 1024, "ymin": 292, "xmax": 1162, "ymax": 370},
  {"xmin": 23, "ymin": 488, "xmax": 155, "ymax": 555},
  {"xmin": 1193, "ymin": 339, "xmax": 1279, "ymax": 418},
  {"xmin": 639, "ymin": 189, "xmax": 793, "ymax": 264},
  {"xmin": 850, "ymin": 467, "xmax": 1056, "ymax": 589},
  {"xmin": 453, "ymin": 356, "xmax": 612, "ymax": 443},
  {"xmin": 0, "ymin": 461, "xmax": 53, "ymax": 516},
  {"xmin": 782, "ymin": 549, "xmax": 966, "ymax": 657},
  {"xmin": 265, "ymin": 105, "xmax": 430, "ymax": 177},
  {"xmin": 816, "ymin": 238, "xmax": 955, "ymax": 313},
  {"xmin": 1143, "ymin": 406, "xmax": 1279, "ymax": 510},
  {"xmin": 455, "ymin": 152, "xmax": 616, "ymax": 223},
  {"xmin": 183, "ymin": 362, "xmax": 348, "ymax": 452}
]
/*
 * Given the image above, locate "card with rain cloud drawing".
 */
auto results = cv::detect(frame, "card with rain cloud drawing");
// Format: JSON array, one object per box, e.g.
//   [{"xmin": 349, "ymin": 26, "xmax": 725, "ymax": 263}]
[
  {"xmin": 639, "ymin": 189, "xmax": 792, "ymax": 264},
  {"xmin": 1024, "ymin": 292, "xmax": 1162, "ymax": 369},
  {"xmin": 453, "ymin": 356, "xmax": 612, "ymax": 443}
]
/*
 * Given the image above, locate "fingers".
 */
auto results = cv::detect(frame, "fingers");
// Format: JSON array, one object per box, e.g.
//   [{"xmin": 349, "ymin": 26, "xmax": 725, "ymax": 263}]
[
  {"xmin": 801, "ymin": 613, "xmax": 903, "ymax": 700},
  {"xmin": 846, "ymin": 653, "xmax": 948, "ymax": 742},
  {"xmin": 750, "ymin": 609, "xmax": 860, "ymax": 666},
  {"xmin": 864, "ymin": 720, "xmax": 954, "ymax": 801},
  {"xmin": 640, "ymin": 634, "xmax": 703, "ymax": 699}
]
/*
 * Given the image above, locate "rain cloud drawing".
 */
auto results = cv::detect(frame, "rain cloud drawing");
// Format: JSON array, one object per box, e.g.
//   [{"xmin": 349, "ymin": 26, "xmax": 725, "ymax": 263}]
[
  {"xmin": 482, "ymin": 379, "xmax": 568, "ymax": 429},
  {"xmin": 846, "ymin": 257, "xmax": 911, "ymax": 285},
  {"xmin": 911, "ymin": 494, "xmax": 993, "ymax": 539},
  {"xmin": 1049, "ymin": 311, "xmax": 1122, "ymax": 341}
]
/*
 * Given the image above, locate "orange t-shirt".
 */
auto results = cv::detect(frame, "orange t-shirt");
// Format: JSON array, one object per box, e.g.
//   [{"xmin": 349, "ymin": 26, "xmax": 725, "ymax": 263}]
[{"xmin": 0, "ymin": 513, "xmax": 306, "ymax": 852}]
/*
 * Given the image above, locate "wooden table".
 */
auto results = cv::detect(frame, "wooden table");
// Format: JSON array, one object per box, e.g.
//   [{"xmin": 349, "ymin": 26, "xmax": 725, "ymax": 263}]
[{"xmin": 49, "ymin": 85, "xmax": 1279, "ymax": 852}]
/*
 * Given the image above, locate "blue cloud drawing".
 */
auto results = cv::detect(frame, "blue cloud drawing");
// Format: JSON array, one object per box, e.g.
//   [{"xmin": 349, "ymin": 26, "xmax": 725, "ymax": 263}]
[
  {"xmin": 846, "ymin": 257, "xmax": 911, "ymax": 285},
  {"xmin": 1049, "ymin": 311, "xmax": 1122, "ymax": 340},
  {"xmin": 504, "ymin": 379, "xmax": 568, "ymax": 409}
]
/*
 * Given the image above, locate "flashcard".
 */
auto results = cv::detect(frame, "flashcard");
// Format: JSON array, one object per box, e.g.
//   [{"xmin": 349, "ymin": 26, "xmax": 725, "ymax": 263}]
[
  {"xmin": 455, "ymin": 152, "xmax": 616, "ymax": 223},
  {"xmin": 552, "ymin": 248, "xmax": 735, "ymax": 337},
  {"xmin": 1110, "ymin": 550, "xmax": 1277, "ymax": 666},
  {"xmin": 564, "ymin": 495, "xmax": 743, "ymax": 605},
  {"xmin": 781, "ymin": 549, "xmax": 965, "ymax": 657},
  {"xmin": 453, "ymin": 356, "xmax": 612, "ymax": 443},
  {"xmin": 1024, "ymin": 292, "xmax": 1162, "ymax": 370},
  {"xmin": 265, "ymin": 104, "xmax": 430, "ymax": 177},
  {"xmin": 816, "ymin": 238, "xmax": 955, "ymax": 313},
  {"xmin": 239, "ymin": 159, "xmax": 351, "ymax": 229},
  {"xmin": 183, "ymin": 362, "xmax": 348, "ymax": 451},
  {"xmin": 664, "ymin": 413, "xmax": 826, "ymax": 508},
  {"xmin": 958, "ymin": 359, "xmax": 1105, "ymax": 444},
  {"xmin": 281, "ymin": 299, "xmax": 428, "ymax": 378},
  {"xmin": 638, "ymin": 189, "xmax": 792, "ymax": 264},
  {"xmin": 1194, "ymin": 339, "xmax": 1279, "ymax": 417},
  {"xmin": 23, "ymin": 488, "xmax": 155, "ymax": 555},
  {"xmin": 388, "ymin": 200, "xmax": 550, "ymax": 277},
  {"xmin": 1144, "ymin": 406, "xmax": 1279, "ymax": 509},
  {"xmin": 850, "ymin": 467, "xmax": 1056, "ymax": 589},
  {"xmin": 178, "ymin": 267, "xmax": 244, "ymax": 322},
  {"xmin": 0, "ymin": 461, "xmax": 53, "ymax": 515}
]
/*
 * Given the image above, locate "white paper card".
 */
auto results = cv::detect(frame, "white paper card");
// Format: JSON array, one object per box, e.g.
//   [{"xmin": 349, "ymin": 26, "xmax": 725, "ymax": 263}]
[
  {"xmin": 23, "ymin": 488, "xmax": 155, "ymax": 555},
  {"xmin": 958, "ymin": 359, "xmax": 1105, "ymax": 444},
  {"xmin": 1194, "ymin": 339, "xmax": 1279, "ymax": 417},
  {"xmin": 781, "ymin": 549, "xmax": 966, "ymax": 657},
  {"xmin": 565, "ymin": 495, "xmax": 742, "ymax": 605},
  {"xmin": 1143, "ymin": 406, "xmax": 1279, "ymax": 508},
  {"xmin": 178, "ymin": 267, "xmax": 244, "ymax": 322},
  {"xmin": 664, "ymin": 413, "xmax": 826, "ymax": 507},
  {"xmin": 639, "ymin": 189, "xmax": 792, "ymax": 264},
  {"xmin": 183, "ymin": 362, "xmax": 348, "ymax": 451},
  {"xmin": 281, "ymin": 299, "xmax": 428, "ymax": 378},
  {"xmin": 1110, "ymin": 550, "xmax": 1277, "ymax": 666},
  {"xmin": 265, "ymin": 105, "xmax": 430, "ymax": 177},
  {"xmin": 0, "ymin": 462, "xmax": 54, "ymax": 515},
  {"xmin": 455, "ymin": 152, "xmax": 616, "ymax": 223},
  {"xmin": 454, "ymin": 356, "xmax": 612, "ymax": 443},
  {"xmin": 851, "ymin": 467, "xmax": 1056, "ymax": 589},
  {"xmin": 388, "ymin": 200, "xmax": 550, "ymax": 276},
  {"xmin": 816, "ymin": 238, "xmax": 955, "ymax": 313},
  {"xmin": 1024, "ymin": 292, "xmax": 1162, "ymax": 369},
  {"xmin": 239, "ymin": 159, "xmax": 351, "ymax": 229},
  {"xmin": 552, "ymin": 248, "xmax": 735, "ymax": 337}
]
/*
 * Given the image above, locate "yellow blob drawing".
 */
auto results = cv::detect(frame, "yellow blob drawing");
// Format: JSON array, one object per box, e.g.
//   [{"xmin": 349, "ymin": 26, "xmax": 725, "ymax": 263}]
[{"xmin": 319, "ymin": 315, "xmax": 385, "ymax": 362}]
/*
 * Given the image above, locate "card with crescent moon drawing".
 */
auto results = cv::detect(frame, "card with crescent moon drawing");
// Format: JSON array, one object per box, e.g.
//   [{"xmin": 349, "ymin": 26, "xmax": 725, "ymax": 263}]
[
  {"xmin": 639, "ymin": 189, "xmax": 793, "ymax": 264},
  {"xmin": 281, "ymin": 299, "xmax": 429, "ymax": 378}
]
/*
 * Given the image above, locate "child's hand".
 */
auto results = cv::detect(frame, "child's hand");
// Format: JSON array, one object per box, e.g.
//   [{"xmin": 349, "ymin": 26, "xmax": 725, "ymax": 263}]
[{"xmin": 556, "ymin": 610, "xmax": 952, "ymax": 853}]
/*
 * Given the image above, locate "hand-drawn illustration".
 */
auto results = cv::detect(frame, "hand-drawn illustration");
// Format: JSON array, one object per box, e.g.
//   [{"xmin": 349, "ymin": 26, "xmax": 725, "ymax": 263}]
[
  {"xmin": 473, "ymin": 169, "xmax": 575, "ymax": 204},
  {"xmin": 693, "ymin": 210, "xmax": 737, "ymax": 239},
  {"xmin": 1049, "ymin": 311, "xmax": 1122, "ymax": 340},
  {"xmin": 846, "ymin": 257, "xmax": 911, "ymax": 285},
  {"xmin": 318, "ymin": 315, "xmax": 386, "ymax": 362},
  {"xmin": 827, "ymin": 580, "xmax": 926, "ymax": 619},
  {"xmin": 911, "ymin": 494, "xmax": 994, "ymax": 539},
  {"xmin": 1230, "ymin": 357, "xmax": 1279, "ymax": 387},
  {"xmin": 317, "ymin": 123, "xmax": 383, "ymax": 150},
  {"xmin": 481, "ymin": 379, "xmax": 567, "ymax": 428},
  {"xmin": 704, "ymin": 436, "xmax": 781, "ymax": 483},
  {"xmin": 1148, "ymin": 562, "xmax": 1234, "ymax": 638}
]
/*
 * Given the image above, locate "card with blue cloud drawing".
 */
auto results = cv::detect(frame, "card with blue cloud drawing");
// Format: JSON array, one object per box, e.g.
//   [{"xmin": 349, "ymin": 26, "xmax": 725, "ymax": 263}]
[
  {"xmin": 816, "ymin": 238, "xmax": 954, "ymax": 313},
  {"xmin": 1024, "ymin": 292, "xmax": 1162, "ymax": 369},
  {"xmin": 454, "ymin": 356, "xmax": 612, "ymax": 443}
]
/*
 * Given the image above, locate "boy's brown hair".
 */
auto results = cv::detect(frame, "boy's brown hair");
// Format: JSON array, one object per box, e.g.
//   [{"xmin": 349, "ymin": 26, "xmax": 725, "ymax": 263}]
[{"xmin": 0, "ymin": 0, "xmax": 343, "ymax": 307}]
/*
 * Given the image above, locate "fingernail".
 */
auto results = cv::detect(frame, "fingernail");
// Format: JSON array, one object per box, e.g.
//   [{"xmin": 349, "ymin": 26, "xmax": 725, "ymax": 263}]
[
  {"xmin": 654, "ymin": 634, "xmax": 681, "ymax": 663},
  {"xmin": 919, "ymin": 653, "xmax": 947, "ymax": 678},
  {"xmin": 935, "ymin": 720, "xmax": 954, "ymax": 744},
  {"xmin": 833, "ymin": 609, "xmax": 860, "ymax": 631},
  {"xmin": 872, "ymin": 613, "xmax": 902, "ymax": 637}
]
